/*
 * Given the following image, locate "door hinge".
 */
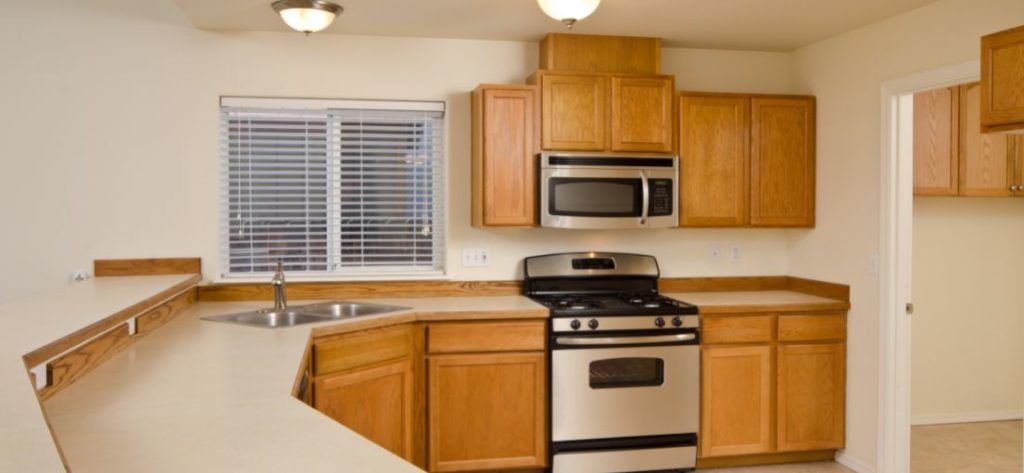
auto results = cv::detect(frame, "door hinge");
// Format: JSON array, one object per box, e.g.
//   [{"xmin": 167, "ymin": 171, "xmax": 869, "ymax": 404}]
[{"xmin": 906, "ymin": 302, "xmax": 914, "ymax": 315}]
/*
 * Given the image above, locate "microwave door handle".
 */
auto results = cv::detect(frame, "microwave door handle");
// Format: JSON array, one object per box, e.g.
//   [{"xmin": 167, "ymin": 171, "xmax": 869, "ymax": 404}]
[{"xmin": 640, "ymin": 171, "xmax": 649, "ymax": 225}]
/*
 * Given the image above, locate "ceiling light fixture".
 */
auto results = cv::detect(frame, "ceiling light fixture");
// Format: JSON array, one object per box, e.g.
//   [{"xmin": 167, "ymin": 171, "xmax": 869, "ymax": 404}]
[
  {"xmin": 271, "ymin": 0, "xmax": 343, "ymax": 35},
  {"xmin": 537, "ymin": 0, "xmax": 601, "ymax": 29}
]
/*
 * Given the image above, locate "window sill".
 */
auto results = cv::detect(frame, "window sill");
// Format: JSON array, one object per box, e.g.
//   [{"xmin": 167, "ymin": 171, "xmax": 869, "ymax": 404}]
[{"xmin": 213, "ymin": 272, "xmax": 449, "ymax": 285}]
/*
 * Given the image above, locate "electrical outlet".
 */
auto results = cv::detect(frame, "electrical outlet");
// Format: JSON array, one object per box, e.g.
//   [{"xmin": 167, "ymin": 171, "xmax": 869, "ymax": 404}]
[
  {"xmin": 729, "ymin": 245, "xmax": 741, "ymax": 264},
  {"xmin": 708, "ymin": 246, "xmax": 721, "ymax": 264},
  {"xmin": 461, "ymin": 249, "xmax": 490, "ymax": 267}
]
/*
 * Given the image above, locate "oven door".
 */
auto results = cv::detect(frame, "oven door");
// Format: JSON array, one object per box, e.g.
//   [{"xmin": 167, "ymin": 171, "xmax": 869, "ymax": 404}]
[{"xmin": 551, "ymin": 332, "xmax": 699, "ymax": 442}]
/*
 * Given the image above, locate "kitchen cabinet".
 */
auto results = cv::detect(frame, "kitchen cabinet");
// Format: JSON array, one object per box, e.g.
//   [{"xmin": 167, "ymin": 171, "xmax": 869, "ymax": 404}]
[
  {"xmin": 310, "ymin": 324, "xmax": 424, "ymax": 467},
  {"xmin": 913, "ymin": 87, "xmax": 960, "ymax": 196},
  {"xmin": 532, "ymin": 71, "xmax": 674, "ymax": 152},
  {"xmin": 699, "ymin": 313, "xmax": 845, "ymax": 466},
  {"xmin": 472, "ymin": 85, "xmax": 538, "ymax": 227},
  {"xmin": 912, "ymin": 82, "xmax": 1024, "ymax": 197},
  {"xmin": 678, "ymin": 94, "xmax": 750, "ymax": 226},
  {"xmin": 701, "ymin": 344, "xmax": 773, "ymax": 457},
  {"xmin": 426, "ymin": 321, "xmax": 547, "ymax": 472},
  {"xmin": 980, "ymin": 25, "xmax": 1024, "ymax": 133},
  {"xmin": 610, "ymin": 76, "xmax": 674, "ymax": 152},
  {"xmin": 678, "ymin": 93, "xmax": 815, "ymax": 228},
  {"xmin": 751, "ymin": 97, "xmax": 816, "ymax": 227},
  {"xmin": 959, "ymin": 82, "xmax": 1020, "ymax": 196}
]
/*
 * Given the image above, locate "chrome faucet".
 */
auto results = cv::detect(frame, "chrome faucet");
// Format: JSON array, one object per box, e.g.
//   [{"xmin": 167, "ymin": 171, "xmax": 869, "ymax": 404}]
[{"xmin": 271, "ymin": 261, "xmax": 288, "ymax": 310}]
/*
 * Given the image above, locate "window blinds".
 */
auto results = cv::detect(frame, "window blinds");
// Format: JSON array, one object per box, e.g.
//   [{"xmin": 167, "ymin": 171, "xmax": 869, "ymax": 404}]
[{"xmin": 220, "ymin": 99, "xmax": 445, "ymax": 277}]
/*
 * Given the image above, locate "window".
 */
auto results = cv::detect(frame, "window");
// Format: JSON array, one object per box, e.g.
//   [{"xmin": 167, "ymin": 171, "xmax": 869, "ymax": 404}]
[{"xmin": 220, "ymin": 97, "xmax": 445, "ymax": 278}]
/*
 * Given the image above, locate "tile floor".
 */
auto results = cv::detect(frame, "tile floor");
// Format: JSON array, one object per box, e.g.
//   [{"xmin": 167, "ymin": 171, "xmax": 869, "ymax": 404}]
[
  {"xmin": 912, "ymin": 420, "xmax": 1022, "ymax": 473},
  {"xmin": 705, "ymin": 420, "xmax": 1022, "ymax": 473}
]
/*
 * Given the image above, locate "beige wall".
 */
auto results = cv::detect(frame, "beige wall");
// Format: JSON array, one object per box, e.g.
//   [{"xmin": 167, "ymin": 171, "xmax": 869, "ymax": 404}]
[
  {"xmin": 911, "ymin": 198, "xmax": 1024, "ymax": 424},
  {"xmin": 0, "ymin": 0, "xmax": 793, "ymax": 303},
  {"xmin": 789, "ymin": 0, "xmax": 1024, "ymax": 468}
]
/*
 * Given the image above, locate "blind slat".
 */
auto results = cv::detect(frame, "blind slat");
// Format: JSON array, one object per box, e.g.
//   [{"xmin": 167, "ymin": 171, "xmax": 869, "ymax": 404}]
[{"xmin": 221, "ymin": 100, "xmax": 445, "ymax": 277}]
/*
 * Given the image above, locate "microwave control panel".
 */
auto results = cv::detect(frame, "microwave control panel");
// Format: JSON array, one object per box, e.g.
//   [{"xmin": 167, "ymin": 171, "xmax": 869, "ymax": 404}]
[{"xmin": 648, "ymin": 179, "xmax": 674, "ymax": 217}]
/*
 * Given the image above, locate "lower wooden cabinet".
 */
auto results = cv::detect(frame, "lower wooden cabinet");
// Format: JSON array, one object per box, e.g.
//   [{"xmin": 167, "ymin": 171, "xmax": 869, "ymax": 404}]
[
  {"xmin": 699, "ymin": 313, "xmax": 846, "ymax": 466},
  {"xmin": 427, "ymin": 352, "xmax": 547, "ymax": 472},
  {"xmin": 700, "ymin": 345, "xmax": 772, "ymax": 457},
  {"xmin": 314, "ymin": 358, "xmax": 415, "ymax": 460},
  {"xmin": 777, "ymin": 343, "xmax": 845, "ymax": 452}
]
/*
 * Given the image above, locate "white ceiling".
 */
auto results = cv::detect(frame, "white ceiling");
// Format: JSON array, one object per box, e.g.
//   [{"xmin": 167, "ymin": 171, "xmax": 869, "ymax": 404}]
[{"xmin": 171, "ymin": 0, "xmax": 939, "ymax": 51}]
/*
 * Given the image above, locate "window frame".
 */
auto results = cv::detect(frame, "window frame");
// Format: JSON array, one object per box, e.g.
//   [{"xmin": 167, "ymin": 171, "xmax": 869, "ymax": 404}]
[{"xmin": 216, "ymin": 96, "xmax": 449, "ymax": 282}]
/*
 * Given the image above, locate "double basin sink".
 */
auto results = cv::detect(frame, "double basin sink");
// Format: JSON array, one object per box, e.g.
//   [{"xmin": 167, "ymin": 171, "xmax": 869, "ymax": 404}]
[{"xmin": 202, "ymin": 301, "xmax": 410, "ymax": 329}]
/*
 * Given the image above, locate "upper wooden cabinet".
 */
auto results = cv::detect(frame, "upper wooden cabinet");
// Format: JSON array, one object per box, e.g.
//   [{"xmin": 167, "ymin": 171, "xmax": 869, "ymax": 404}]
[
  {"xmin": 913, "ymin": 82, "xmax": 1024, "ymax": 197},
  {"xmin": 538, "ymin": 72, "xmax": 608, "ymax": 151},
  {"xmin": 750, "ymin": 97, "xmax": 816, "ymax": 227},
  {"xmin": 981, "ymin": 25, "xmax": 1024, "ymax": 133},
  {"xmin": 539, "ymin": 33, "xmax": 661, "ymax": 75},
  {"xmin": 913, "ymin": 87, "xmax": 959, "ymax": 195},
  {"xmin": 610, "ymin": 76, "xmax": 675, "ymax": 152},
  {"xmin": 679, "ymin": 93, "xmax": 815, "ymax": 228},
  {"xmin": 960, "ymin": 82, "xmax": 1016, "ymax": 196},
  {"xmin": 533, "ymin": 71, "xmax": 674, "ymax": 153},
  {"xmin": 472, "ymin": 85, "xmax": 538, "ymax": 227},
  {"xmin": 678, "ymin": 94, "xmax": 751, "ymax": 226}
]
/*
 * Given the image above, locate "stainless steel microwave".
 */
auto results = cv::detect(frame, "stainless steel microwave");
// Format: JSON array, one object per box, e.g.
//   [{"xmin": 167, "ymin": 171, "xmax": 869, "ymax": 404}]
[{"xmin": 540, "ymin": 152, "xmax": 679, "ymax": 229}]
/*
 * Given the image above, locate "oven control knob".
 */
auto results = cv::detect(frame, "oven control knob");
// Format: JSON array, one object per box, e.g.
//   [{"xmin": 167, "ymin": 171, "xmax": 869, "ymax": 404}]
[
  {"xmin": 588, "ymin": 319, "xmax": 599, "ymax": 330},
  {"xmin": 570, "ymin": 319, "xmax": 581, "ymax": 330},
  {"xmin": 655, "ymin": 317, "xmax": 665, "ymax": 328},
  {"xmin": 672, "ymin": 316, "xmax": 683, "ymax": 327}
]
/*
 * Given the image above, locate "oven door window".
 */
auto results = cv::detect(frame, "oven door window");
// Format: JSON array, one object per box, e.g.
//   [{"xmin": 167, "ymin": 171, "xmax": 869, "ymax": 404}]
[
  {"xmin": 589, "ymin": 357, "xmax": 665, "ymax": 389},
  {"xmin": 549, "ymin": 178, "xmax": 642, "ymax": 217}
]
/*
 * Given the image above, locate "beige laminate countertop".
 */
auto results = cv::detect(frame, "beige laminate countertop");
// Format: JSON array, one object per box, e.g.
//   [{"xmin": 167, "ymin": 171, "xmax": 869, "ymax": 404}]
[
  {"xmin": 41, "ymin": 296, "xmax": 547, "ymax": 473},
  {"xmin": 666, "ymin": 290, "xmax": 849, "ymax": 314},
  {"xmin": 9, "ymin": 281, "xmax": 845, "ymax": 473},
  {"xmin": 0, "ymin": 275, "xmax": 199, "ymax": 473}
]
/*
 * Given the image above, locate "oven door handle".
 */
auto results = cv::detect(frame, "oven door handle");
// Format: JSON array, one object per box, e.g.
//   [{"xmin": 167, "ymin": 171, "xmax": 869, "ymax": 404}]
[
  {"xmin": 640, "ymin": 171, "xmax": 650, "ymax": 225},
  {"xmin": 555, "ymin": 333, "xmax": 696, "ymax": 347}
]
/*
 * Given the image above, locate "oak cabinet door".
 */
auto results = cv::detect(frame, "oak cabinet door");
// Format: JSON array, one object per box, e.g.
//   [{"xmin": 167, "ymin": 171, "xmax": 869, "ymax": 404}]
[
  {"xmin": 540, "ymin": 73, "xmax": 608, "ymax": 151},
  {"xmin": 913, "ymin": 87, "xmax": 959, "ymax": 196},
  {"xmin": 428, "ymin": 352, "xmax": 546, "ymax": 472},
  {"xmin": 750, "ymin": 97, "xmax": 815, "ymax": 227},
  {"xmin": 981, "ymin": 25, "xmax": 1024, "ymax": 132},
  {"xmin": 314, "ymin": 358, "xmax": 415, "ymax": 461},
  {"xmin": 776, "ymin": 343, "xmax": 845, "ymax": 452},
  {"xmin": 678, "ymin": 94, "xmax": 750, "ymax": 226},
  {"xmin": 700, "ymin": 345, "xmax": 772, "ymax": 457},
  {"xmin": 472, "ymin": 86, "xmax": 537, "ymax": 227},
  {"xmin": 610, "ymin": 76, "xmax": 674, "ymax": 152},
  {"xmin": 959, "ymin": 82, "xmax": 1015, "ymax": 196}
]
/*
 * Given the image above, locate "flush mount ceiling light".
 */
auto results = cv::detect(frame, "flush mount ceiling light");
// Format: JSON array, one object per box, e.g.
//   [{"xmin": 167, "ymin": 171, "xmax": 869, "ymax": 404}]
[
  {"xmin": 537, "ymin": 0, "xmax": 601, "ymax": 28},
  {"xmin": 271, "ymin": 0, "xmax": 343, "ymax": 34}
]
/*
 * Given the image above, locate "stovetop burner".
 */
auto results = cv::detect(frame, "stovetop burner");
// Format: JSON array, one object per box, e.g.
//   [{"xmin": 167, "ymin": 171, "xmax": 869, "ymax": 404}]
[{"xmin": 531, "ymin": 292, "xmax": 697, "ymax": 317}]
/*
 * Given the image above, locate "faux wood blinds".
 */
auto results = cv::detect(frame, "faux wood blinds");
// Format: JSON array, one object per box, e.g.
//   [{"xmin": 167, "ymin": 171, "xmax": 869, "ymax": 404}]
[{"xmin": 220, "ymin": 98, "xmax": 446, "ymax": 278}]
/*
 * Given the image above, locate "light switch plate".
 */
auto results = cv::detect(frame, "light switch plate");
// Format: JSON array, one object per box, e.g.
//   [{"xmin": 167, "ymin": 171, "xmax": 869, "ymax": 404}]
[{"xmin": 461, "ymin": 248, "xmax": 490, "ymax": 267}]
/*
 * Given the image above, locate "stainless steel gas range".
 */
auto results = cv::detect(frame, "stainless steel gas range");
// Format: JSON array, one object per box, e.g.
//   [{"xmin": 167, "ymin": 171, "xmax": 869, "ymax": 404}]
[{"xmin": 524, "ymin": 252, "xmax": 701, "ymax": 473}]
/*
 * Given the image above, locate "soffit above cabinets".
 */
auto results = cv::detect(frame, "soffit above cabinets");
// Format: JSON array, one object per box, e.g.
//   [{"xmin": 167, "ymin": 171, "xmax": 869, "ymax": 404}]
[{"xmin": 170, "ymin": 0, "xmax": 939, "ymax": 51}]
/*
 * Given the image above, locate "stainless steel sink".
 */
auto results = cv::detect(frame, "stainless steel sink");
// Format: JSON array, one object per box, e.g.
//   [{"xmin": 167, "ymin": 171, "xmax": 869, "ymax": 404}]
[
  {"xmin": 201, "ymin": 308, "xmax": 332, "ymax": 328},
  {"xmin": 295, "ymin": 301, "xmax": 410, "ymax": 318}
]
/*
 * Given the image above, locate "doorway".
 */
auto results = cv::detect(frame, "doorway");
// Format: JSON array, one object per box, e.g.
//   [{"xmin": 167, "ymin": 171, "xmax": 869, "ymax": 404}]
[{"xmin": 879, "ymin": 62, "xmax": 1024, "ymax": 473}]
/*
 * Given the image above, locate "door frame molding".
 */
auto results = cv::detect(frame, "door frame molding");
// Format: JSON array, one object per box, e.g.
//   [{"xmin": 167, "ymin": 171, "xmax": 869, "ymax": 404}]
[{"xmin": 877, "ymin": 60, "xmax": 978, "ymax": 473}]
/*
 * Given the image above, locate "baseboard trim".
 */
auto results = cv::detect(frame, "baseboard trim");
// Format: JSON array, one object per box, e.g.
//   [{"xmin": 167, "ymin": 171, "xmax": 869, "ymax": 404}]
[
  {"xmin": 911, "ymin": 410, "xmax": 1023, "ymax": 426},
  {"xmin": 836, "ymin": 450, "xmax": 875, "ymax": 473}
]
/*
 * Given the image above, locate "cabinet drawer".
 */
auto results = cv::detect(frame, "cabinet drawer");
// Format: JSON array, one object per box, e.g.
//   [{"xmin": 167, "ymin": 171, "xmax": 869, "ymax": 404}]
[
  {"xmin": 313, "ymin": 325, "xmax": 414, "ymax": 376},
  {"xmin": 427, "ymin": 321, "xmax": 546, "ymax": 354},
  {"xmin": 777, "ymin": 315, "xmax": 845, "ymax": 342},
  {"xmin": 702, "ymin": 316, "xmax": 772, "ymax": 344}
]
